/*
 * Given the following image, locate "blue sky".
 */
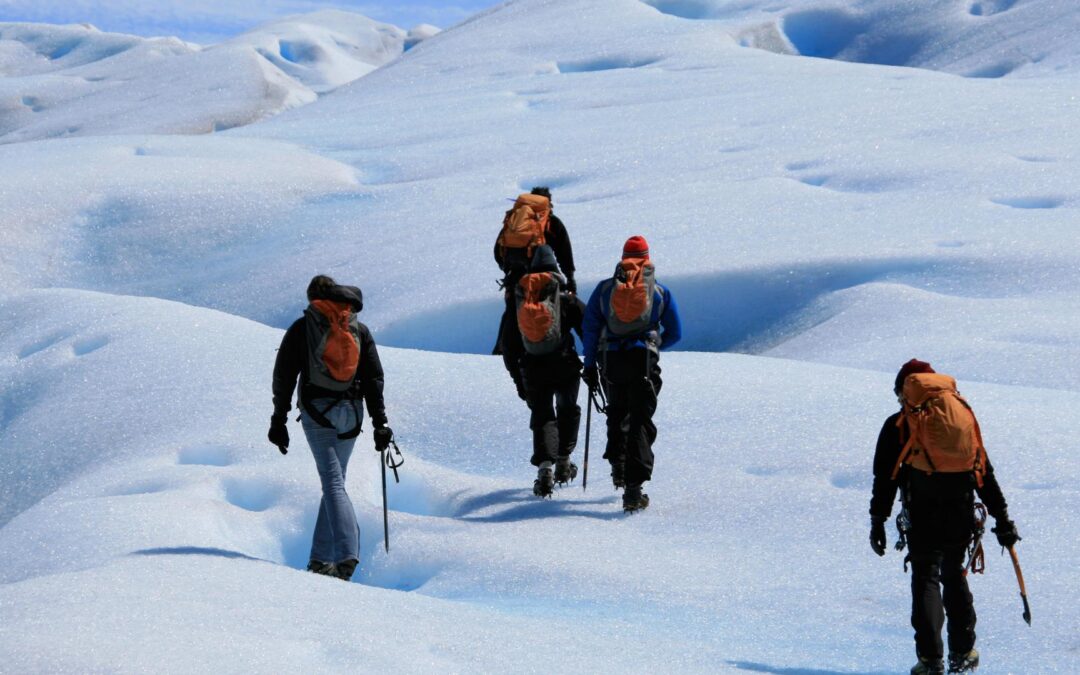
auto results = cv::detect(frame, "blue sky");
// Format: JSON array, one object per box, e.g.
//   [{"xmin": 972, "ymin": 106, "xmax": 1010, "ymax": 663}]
[{"xmin": 0, "ymin": 1, "xmax": 504, "ymax": 42}]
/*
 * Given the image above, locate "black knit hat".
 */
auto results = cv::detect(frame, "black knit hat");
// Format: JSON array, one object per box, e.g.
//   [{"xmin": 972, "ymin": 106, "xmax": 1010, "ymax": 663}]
[{"xmin": 529, "ymin": 244, "xmax": 559, "ymax": 273}]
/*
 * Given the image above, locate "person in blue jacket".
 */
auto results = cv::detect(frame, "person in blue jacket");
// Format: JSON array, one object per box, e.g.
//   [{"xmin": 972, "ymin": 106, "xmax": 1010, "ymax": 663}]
[{"xmin": 581, "ymin": 235, "xmax": 681, "ymax": 512}]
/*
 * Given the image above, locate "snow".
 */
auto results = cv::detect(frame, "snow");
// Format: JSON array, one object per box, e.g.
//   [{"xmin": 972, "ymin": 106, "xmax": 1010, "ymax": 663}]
[
  {"xmin": 1, "ymin": 0, "xmax": 1078, "ymax": 672},
  {"xmin": 0, "ymin": 12, "xmax": 413, "ymax": 144}
]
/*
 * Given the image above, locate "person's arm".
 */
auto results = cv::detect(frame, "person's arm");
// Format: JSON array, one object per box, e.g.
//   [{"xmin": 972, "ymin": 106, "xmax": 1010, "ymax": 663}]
[
  {"xmin": 548, "ymin": 215, "xmax": 576, "ymax": 291},
  {"xmin": 657, "ymin": 287, "xmax": 682, "ymax": 351},
  {"xmin": 869, "ymin": 413, "xmax": 904, "ymax": 519},
  {"xmin": 564, "ymin": 294, "xmax": 586, "ymax": 343},
  {"xmin": 976, "ymin": 456, "xmax": 1011, "ymax": 522},
  {"xmin": 358, "ymin": 325, "xmax": 387, "ymax": 428},
  {"xmin": 271, "ymin": 320, "xmax": 304, "ymax": 423},
  {"xmin": 582, "ymin": 284, "xmax": 606, "ymax": 369}
]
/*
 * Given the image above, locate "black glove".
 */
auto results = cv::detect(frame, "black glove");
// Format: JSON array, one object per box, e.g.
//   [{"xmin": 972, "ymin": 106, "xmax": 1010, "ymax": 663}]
[
  {"xmin": 582, "ymin": 364, "xmax": 600, "ymax": 391},
  {"xmin": 992, "ymin": 519, "xmax": 1021, "ymax": 548},
  {"xmin": 870, "ymin": 516, "xmax": 887, "ymax": 556},
  {"xmin": 374, "ymin": 426, "xmax": 394, "ymax": 452},
  {"xmin": 268, "ymin": 420, "xmax": 289, "ymax": 455},
  {"xmin": 565, "ymin": 276, "xmax": 577, "ymax": 295}
]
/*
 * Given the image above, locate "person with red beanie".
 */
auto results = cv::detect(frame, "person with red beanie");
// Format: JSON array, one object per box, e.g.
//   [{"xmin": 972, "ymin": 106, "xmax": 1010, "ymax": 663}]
[
  {"xmin": 581, "ymin": 235, "xmax": 682, "ymax": 512},
  {"xmin": 869, "ymin": 359, "xmax": 1020, "ymax": 674}
]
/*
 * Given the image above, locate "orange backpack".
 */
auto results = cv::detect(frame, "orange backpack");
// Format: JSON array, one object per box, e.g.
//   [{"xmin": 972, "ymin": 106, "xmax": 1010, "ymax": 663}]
[
  {"xmin": 891, "ymin": 373, "xmax": 988, "ymax": 487},
  {"xmin": 515, "ymin": 272, "xmax": 563, "ymax": 355},
  {"xmin": 605, "ymin": 258, "xmax": 661, "ymax": 338},
  {"xmin": 497, "ymin": 193, "xmax": 550, "ymax": 268},
  {"xmin": 305, "ymin": 299, "xmax": 361, "ymax": 392}
]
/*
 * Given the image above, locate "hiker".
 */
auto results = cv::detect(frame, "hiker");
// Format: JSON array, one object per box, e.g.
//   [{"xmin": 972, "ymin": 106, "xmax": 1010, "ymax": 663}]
[
  {"xmin": 581, "ymin": 236, "xmax": 681, "ymax": 512},
  {"xmin": 513, "ymin": 244, "xmax": 585, "ymax": 497},
  {"xmin": 494, "ymin": 186, "xmax": 576, "ymax": 402},
  {"xmin": 869, "ymin": 359, "xmax": 1020, "ymax": 675},
  {"xmin": 269, "ymin": 275, "xmax": 394, "ymax": 582}
]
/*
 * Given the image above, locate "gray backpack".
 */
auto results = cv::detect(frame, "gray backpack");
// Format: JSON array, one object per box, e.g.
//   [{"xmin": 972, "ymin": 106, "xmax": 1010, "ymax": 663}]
[
  {"xmin": 304, "ymin": 301, "xmax": 361, "ymax": 392},
  {"xmin": 515, "ymin": 271, "xmax": 566, "ymax": 356},
  {"xmin": 603, "ymin": 259, "xmax": 663, "ymax": 338}
]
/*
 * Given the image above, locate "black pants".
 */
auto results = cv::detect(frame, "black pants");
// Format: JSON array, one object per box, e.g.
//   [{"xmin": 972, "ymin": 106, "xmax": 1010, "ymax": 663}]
[
  {"xmin": 601, "ymin": 348, "xmax": 662, "ymax": 487},
  {"xmin": 906, "ymin": 486, "xmax": 977, "ymax": 661},
  {"xmin": 522, "ymin": 353, "xmax": 582, "ymax": 466}
]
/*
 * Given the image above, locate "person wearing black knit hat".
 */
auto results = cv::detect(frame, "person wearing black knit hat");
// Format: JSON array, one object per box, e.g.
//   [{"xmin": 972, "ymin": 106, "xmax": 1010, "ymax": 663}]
[
  {"xmin": 493, "ymin": 187, "xmax": 578, "ymax": 405},
  {"xmin": 869, "ymin": 359, "xmax": 1020, "ymax": 675},
  {"xmin": 512, "ymin": 245, "xmax": 585, "ymax": 497},
  {"xmin": 269, "ymin": 275, "xmax": 393, "ymax": 582}
]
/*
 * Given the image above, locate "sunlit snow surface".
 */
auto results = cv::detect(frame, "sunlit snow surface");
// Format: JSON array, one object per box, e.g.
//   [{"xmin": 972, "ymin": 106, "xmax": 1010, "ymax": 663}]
[{"xmin": 0, "ymin": 0, "xmax": 1078, "ymax": 673}]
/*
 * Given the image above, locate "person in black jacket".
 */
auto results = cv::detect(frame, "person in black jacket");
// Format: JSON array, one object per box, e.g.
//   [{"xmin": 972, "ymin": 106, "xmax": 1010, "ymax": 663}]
[
  {"xmin": 869, "ymin": 359, "xmax": 1020, "ymax": 675},
  {"xmin": 494, "ymin": 186, "xmax": 576, "ymax": 401},
  {"xmin": 269, "ymin": 275, "xmax": 393, "ymax": 582},
  {"xmin": 515, "ymin": 245, "xmax": 584, "ymax": 497}
]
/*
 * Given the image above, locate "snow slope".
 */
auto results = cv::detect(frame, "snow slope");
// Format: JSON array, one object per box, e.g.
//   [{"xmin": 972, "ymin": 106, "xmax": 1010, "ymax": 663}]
[
  {"xmin": 0, "ymin": 11, "xmax": 413, "ymax": 144},
  {"xmin": 1, "ymin": 0, "xmax": 1079, "ymax": 672},
  {"xmin": 0, "ymin": 289, "xmax": 1075, "ymax": 673}
]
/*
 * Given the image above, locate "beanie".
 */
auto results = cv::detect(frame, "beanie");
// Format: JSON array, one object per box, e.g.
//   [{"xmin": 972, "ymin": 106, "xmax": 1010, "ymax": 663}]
[
  {"xmin": 894, "ymin": 359, "xmax": 935, "ymax": 395},
  {"xmin": 529, "ymin": 244, "xmax": 559, "ymax": 273},
  {"xmin": 622, "ymin": 235, "xmax": 650, "ymax": 259}
]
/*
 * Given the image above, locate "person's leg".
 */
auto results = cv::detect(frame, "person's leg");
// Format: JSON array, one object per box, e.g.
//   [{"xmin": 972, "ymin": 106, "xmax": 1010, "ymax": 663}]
[
  {"xmin": 909, "ymin": 551, "xmax": 946, "ymax": 664},
  {"xmin": 525, "ymin": 375, "xmax": 558, "ymax": 467},
  {"xmin": 554, "ymin": 373, "xmax": 581, "ymax": 460},
  {"xmin": 302, "ymin": 400, "xmax": 360, "ymax": 567},
  {"xmin": 624, "ymin": 355, "xmax": 660, "ymax": 488},
  {"xmin": 309, "ymin": 498, "xmax": 334, "ymax": 564},
  {"xmin": 941, "ymin": 545, "xmax": 976, "ymax": 657}
]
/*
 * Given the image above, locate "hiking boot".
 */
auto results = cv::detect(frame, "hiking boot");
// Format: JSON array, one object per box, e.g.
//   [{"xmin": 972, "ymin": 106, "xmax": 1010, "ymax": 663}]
[
  {"xmin": 622, "ymin": 484, "xmax": 649, "ymax": 513},
  {"xmin": 610, "ymin": 457, "xmax": 625, "ymax": 490},
  {"xmin": 554, "ymin": 458, "xmax": 578, "ymax": 485},
  {"xmin": 948, "ymin": 649, "xmax": 979, "ymax": 673},
  {"xmin": 334, "ymin": 558, "xmax": 358, "ymax": 582},
  {"xmin": 307, "ymin": 559, "xmax": 336, "ymax": 576},
  {"xmin": 911, "ymin": 656, "xmax": 945, "ymax": 675},
  {"xmin": 533, "ymin": 467, "xmax": 554, "ymax": 498}
]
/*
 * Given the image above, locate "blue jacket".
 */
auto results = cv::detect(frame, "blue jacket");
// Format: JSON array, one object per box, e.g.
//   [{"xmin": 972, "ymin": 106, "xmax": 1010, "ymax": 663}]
[{"xmin": 582, "ymin": 274, "xmax": 681, "ymax": 369}]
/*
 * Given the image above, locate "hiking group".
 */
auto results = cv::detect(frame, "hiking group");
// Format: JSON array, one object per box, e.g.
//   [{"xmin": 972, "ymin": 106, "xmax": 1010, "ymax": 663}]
[
  {"xmin": 493, "ymin": 187, "xmax": 682, "ymax": 511},
  {"xmin": 266, "ymin": 188, "xmax": 1024, "ymax": 675}
]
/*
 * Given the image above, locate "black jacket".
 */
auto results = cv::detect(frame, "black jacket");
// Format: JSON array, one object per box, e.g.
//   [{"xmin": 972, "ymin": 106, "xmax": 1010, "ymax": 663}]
[
  {"xmin": 272, "ymin": 317, "xmax": 387, "ymax": 428},
  {"xmin": 494, "ymin": 213, "xmax": 576, "ymax": 291},
  {"xmin": 869, "ymin": 411, "xmax": 1008, "ymax": 520}
]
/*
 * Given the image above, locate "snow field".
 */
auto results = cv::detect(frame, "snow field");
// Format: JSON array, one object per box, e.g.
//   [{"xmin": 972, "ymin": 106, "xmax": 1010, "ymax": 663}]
[{"xmin": 1, "ymin": 0, "xmax": 1079, "ymax": 672}]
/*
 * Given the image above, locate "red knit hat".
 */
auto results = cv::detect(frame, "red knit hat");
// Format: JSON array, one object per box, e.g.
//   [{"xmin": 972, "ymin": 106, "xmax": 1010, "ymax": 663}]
[
  {"xmin": 894, "ymin": 358, "xmax": 935, "ymax": 395},
  {"xmin": 622, "ymin": 235, "xmax": 650, "ymax": 259}
]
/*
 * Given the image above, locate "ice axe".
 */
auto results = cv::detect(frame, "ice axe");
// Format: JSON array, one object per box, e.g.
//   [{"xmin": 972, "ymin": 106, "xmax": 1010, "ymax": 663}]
[
  {"xmin": 379, "ymin": 439, "xmax": 405, "ymax": 553},
  {"xmin": 583, "ymin": 380, "xmax": 608, "ymax": 491},
  {"xmin": 1007, "ymin": 546, "xmax": 1032, "ymax": 626}
]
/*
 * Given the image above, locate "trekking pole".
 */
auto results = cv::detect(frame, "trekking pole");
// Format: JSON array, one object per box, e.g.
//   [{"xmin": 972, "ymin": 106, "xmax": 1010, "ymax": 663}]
[
  {"xmin": 583, "ymin": 383, "xmax": 608, "ymax": 492},
  {"xmin": 380, "ymin": 447, "xmax": 389, "ymax": 553},
  {"xmin": 1007, "ymin": 546, "xmax": 1032, "ymax": 626},
  {"xmin": 379, "ymin": 439, "xmax": 406, "ymax": 554},
  {"xmin": 583, "ymin": 389, "xmax": 592, "ymax": 491}
]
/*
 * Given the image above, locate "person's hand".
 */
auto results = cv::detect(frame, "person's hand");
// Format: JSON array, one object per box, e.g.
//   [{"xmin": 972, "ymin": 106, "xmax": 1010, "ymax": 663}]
[
  {"xmin": 870, "ymin": 516, "xmax": 887, "ymax": 556},
  {"xmin": 374, "ymin": 426, "xmax": 394, "ymax": 452},
  {"xmin": 565, "ymin": 276, "xmax": 577, "ymax": 295},
  {"xmin": 992, "ymin": 519, "xmax": 1021, "ymax": 548},
  {"xmin": 268, "ymin": 420, "xmax": 289, "ymax": 455},
  {"xmin": 582, "ymin": 364, "xmax": 600, "ymax": 391}
]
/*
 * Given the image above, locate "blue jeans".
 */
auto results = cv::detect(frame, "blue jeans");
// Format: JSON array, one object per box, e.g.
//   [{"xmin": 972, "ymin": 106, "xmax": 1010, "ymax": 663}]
[{"xmin": 301, "ymin": 398, "xmax": 361, "ymax": 564}]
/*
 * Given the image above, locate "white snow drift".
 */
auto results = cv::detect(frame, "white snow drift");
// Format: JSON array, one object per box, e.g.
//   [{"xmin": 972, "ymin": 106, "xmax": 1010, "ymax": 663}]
[{"xmin": 0, "ymin": 0, "xmax": 1078, "ymax": 673}]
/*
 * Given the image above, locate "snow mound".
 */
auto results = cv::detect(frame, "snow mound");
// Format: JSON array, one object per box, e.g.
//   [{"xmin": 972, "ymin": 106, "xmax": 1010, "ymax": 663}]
[
  {"xmin": 0, "ymin": 11, "xmax": 407, "ymax": 143},
  {"xmin": 223, "ymin": 10, "xmax": 408, "ymax": 94},
  {"xmin": 645, "ymin": 0, "xmax": 1080, "ymax": 78}
]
